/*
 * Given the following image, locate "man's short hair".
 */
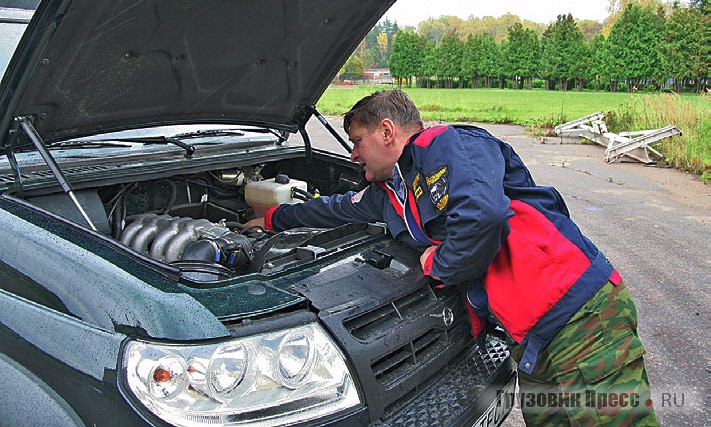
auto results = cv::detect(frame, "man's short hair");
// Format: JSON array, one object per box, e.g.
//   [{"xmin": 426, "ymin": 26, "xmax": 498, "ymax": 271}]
[{"xmin": 343, "ymin": 90, "xmax": 423, "ymax": 134}]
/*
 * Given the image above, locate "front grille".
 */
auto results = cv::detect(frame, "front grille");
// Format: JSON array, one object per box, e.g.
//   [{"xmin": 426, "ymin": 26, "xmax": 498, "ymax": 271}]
[
  {"xmin": 344, "ymin": 286, "xmax": 468, "ymax": 388},
  {"xmin": 298, "ymin": 244, "xmax": 513, "ymax": 424},
  {"xmin": 371, "ymin": 311, "xmax": 471, "ymax": 387}
]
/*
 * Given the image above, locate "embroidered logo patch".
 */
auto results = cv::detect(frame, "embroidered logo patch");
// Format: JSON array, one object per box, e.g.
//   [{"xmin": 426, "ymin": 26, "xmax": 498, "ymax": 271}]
[
  {"xmin": 412, "ymin": 173, "xmax": 424, "ymax": 200},
  {"xmin": 351, "ymin": 188, "xmax": 366, "ymax": 204},
  {"xmin": 426, "ymin": 166, "xmax": 449, "ymax": 211}
]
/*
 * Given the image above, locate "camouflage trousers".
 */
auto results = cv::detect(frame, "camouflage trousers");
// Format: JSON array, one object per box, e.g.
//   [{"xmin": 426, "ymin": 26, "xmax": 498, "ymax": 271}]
[{"xmin": 510, "ymin": 281, "xmax": 659, "ymax": 426}]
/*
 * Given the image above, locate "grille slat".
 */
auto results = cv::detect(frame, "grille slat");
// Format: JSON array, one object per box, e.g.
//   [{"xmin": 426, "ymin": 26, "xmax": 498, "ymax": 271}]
[
  {"xmin": 411, "ymin": 329, "xmax": 441, "ymax": 354},
  {"xmin": 346, "ymin": 288, "xmax": 436, "ymax": 341},
  {"xmin": 391, "ymin": 290, "xmax": 431, "ymax": 314},
  {"xmin": 347, "ymin": 306, "xmax": 401, "ymax": 340},
  {"xmin": 345, "ymin": 286, "xmax": 472, "ymax": 389},
  {"xmin": 372, "ymin": 346, "xmax": 415, "ymax": 379}
]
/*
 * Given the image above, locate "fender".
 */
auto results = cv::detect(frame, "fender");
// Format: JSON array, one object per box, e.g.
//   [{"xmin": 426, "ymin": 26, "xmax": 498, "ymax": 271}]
[{"xmin": 0, "ymin": 352, "xmax": 82, "ymax": 426}]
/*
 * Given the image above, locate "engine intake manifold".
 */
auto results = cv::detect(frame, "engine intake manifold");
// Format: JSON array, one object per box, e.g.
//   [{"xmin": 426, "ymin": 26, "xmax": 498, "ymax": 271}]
[{"xmin": 120, "ymin": 213, "xmax": 253, "ymax": 267}]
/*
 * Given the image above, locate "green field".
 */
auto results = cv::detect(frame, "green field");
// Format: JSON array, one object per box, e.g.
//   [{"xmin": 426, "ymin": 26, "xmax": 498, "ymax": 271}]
[
  {"xmin": 317, "ymin": 85, "xmax": 711, "ymax": 180},
  {"xmin": 318, "ymin": 85, "xmax": 634, "ymax": 127}
]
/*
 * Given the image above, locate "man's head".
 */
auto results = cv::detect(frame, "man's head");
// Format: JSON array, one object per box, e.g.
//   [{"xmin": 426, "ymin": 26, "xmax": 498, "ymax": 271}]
[{"xmin": 343, "ymin": 90, "xmax": 424, "ymax": 182}]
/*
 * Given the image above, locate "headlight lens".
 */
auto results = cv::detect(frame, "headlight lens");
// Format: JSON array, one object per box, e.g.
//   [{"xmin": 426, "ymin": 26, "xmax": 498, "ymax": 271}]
[
  {"xmin": 276, "ymin": 330, "xmax": 316, "ymax": 389},
  {"xmin": 207, "ymin": 342, "xmax": 252, "ymax": 402},
  {"xmin": 122, "ymin": 323, "xmax": 360, "ymax": 426}
]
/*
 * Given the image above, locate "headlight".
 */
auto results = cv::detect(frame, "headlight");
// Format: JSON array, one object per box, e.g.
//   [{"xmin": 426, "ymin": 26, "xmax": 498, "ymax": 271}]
[{"xmin": 121, "ymin": 323, "xmax": 360, "ymax": 426}]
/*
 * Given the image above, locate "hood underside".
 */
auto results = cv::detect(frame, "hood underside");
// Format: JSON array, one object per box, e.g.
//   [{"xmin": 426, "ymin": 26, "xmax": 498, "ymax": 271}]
[{"xmin": 0, "ymin": 0, "xmax": 394, "ymax": 143}]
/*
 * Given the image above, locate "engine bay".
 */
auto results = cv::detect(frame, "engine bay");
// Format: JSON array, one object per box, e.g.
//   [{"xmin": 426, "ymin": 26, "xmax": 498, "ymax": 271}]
[{"xmin": 23, "ymin": 156, "xmax": 374, "ymax": 282}]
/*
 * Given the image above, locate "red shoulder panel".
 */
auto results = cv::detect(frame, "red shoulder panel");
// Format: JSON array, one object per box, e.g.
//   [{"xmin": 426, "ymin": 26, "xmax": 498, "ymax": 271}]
[{"xmin": 412, "ymin": 125, "xmax": 448, "ymax": 147}]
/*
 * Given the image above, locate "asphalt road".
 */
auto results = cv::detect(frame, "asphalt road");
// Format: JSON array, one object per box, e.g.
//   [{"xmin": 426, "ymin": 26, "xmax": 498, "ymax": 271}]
[{"xmin": 298, "ymin": 117, "xmax": 711, "ymax": 426}]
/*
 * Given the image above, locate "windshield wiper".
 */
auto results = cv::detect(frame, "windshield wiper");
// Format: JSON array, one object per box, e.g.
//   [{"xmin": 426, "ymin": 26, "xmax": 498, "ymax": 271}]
[
  {"xmin": 56, "ymin": 136, "xmax": 197, "ymax": 157},
  {"xmin": 174, "ymin": 127, "xmax": 288, "ymax": 144},
  {"xmin": 171, "ymin": 129, "xmax": 245, "ymax": 139},
  {"xmin": 83, "ymin": 129, "xmax": 268, "ymax": 157},
  {"xmin": 47, "ymin": 141, "xmax": 134, "ymax": 150},
  {"xmin": 107, "ymin": 136, "xmax": 196, "ymax": 157},
  {"xmin": 44, "ymin": 127, "xmax": 283, "ymax": 158}
]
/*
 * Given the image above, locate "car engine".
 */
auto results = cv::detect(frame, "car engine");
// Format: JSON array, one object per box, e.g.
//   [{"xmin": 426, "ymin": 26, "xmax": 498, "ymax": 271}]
[
  {"xmin": 119, "ymin": 212, "xmax": 259, "ymax": 270},
  {"xmin": 82, "ymin": 160, "xmax": 370, "ymax": 281}
]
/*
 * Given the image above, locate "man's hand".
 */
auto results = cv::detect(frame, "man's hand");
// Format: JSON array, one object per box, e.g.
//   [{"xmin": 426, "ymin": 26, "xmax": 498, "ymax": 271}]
[
  {"xmin": 245, "ymin": 217, "xmax": 265, "ymax": 228},
  {"xmin": 420, "ymin": 245, "xmax": 441, "ymax": 280}
]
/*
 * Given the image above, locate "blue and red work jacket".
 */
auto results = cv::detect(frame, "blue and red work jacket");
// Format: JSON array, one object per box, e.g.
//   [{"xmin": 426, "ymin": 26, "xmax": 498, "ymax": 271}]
[{"xmin": 265, "ymin": 125, "xmax": 620, "ymax": 374}]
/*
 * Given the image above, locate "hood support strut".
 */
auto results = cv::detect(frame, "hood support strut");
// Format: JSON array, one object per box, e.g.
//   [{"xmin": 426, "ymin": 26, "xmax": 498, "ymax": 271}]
[
  {"xmin": 295, "ymin": 106, "xmax": 352, "ymax": 164},
  {"xmin": 15, "ymin": 116, "xmax": 98, "ymax": 231},
  {"xmin": 308, "ymin": 106, "xmax": 353, "ymax": 154}
]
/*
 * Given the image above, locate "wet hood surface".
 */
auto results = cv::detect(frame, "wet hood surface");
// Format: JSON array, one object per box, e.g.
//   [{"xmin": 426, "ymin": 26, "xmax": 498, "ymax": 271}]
[{"xmin": 0, "ymin": 0, "xmax": 394, "ymax": 144}]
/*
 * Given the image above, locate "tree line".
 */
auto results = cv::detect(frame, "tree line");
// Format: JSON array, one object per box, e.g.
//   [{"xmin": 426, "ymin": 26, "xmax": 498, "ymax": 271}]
[{"xmin": 383, "ymin": 2, "xmax": 710, "ymax": 93}]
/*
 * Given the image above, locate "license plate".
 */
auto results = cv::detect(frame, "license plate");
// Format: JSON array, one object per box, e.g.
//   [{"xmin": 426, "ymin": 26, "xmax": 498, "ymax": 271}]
[{"xmin": 472, "ymin": 377, "xmax": 516, "ymax": 427}]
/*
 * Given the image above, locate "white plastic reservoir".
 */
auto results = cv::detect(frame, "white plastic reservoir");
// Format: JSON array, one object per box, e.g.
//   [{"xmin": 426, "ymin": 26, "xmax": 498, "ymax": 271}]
[{"xmin": 244, "ymin": 175, "xmax": 309, "ymax": 217}]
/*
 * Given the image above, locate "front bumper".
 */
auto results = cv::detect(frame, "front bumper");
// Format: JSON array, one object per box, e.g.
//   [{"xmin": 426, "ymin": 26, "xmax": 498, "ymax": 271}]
[{"xmin": 373, "ymin": 335, "xmax": 515, "ymax": 426}]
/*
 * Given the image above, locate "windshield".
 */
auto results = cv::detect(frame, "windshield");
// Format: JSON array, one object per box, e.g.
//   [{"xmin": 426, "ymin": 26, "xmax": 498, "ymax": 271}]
[
  {"xmin": 0, "ymin": 124, "xmax": 283, "ymax": 172},
  {"xmin": 0, "ymin": 2, "xmax": 35, "ymax": 78}
]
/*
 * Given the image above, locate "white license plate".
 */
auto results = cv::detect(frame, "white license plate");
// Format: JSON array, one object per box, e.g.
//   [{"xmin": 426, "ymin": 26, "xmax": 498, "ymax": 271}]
[{"xmin": 472, "ymin": 377, "xmax": 516, "ymax": 427}]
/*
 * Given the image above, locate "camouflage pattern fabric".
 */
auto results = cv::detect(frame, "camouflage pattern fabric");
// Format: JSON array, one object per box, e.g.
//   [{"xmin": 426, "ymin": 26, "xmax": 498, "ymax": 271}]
[{"xmin": 510, "ymin": 281, "xmax": 659, "ymax": 426}]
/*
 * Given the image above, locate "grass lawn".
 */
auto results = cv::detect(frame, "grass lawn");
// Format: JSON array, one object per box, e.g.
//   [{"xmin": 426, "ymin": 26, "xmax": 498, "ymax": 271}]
[{"xmin": 317, "ymin": 85, "xmax": 652, "ymax": 127}]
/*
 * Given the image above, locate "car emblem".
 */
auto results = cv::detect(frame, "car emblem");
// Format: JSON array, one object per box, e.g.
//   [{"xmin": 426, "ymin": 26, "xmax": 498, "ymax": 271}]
[{"xmin": 430, "ymin": 308, "xmax": 454, "ymax": 326}]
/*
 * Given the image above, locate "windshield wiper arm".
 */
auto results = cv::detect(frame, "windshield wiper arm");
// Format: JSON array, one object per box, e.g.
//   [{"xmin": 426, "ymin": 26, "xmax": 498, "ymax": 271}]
[
  {"xmin": 113, "ymin": 136, "xmax": 196, "ymax": 157},
  {"xmin": 171, "ymin": 129, "xmax": 245, "ymax": 139},
  {"xmin": 173, "ymin": 128, "xmax": 287, "ymax": 144},
  {"xmin": 49, "ymin": 136, "xmax": 196, "ymax": 157}
]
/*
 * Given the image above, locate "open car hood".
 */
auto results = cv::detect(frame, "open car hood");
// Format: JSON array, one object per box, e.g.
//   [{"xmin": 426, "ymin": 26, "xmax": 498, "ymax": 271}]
[{"xmin": 0, "ymin": 0, "xmax": 394, "ymax": 145}]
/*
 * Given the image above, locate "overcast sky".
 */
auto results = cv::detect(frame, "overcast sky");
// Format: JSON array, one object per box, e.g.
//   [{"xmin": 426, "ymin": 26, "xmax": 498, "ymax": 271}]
[{"xmin": 382, "ymin": 0, "xmax": 611, "ymax": 26}]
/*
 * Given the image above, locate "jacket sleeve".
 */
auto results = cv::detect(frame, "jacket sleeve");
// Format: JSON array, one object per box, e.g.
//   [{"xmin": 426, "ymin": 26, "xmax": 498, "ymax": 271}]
[
  {"xmin": 269, "ymin": 184, "xmax": 386, "ymax": 231},
  {"xmin": 424, "ymin": 129, "xmax": 511, "ymax": 284}
]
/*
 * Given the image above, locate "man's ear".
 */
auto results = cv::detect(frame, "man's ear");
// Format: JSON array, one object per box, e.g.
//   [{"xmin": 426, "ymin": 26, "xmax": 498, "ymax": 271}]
[{"xmin": 380, "ymin": 119, "xmax": 395, "ymax": 144}]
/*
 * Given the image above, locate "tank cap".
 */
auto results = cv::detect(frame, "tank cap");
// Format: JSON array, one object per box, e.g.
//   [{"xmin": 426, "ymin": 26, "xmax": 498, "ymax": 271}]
[{"xmin": 274, "ymin": 174, "xmax": 290, "ymax": 184}]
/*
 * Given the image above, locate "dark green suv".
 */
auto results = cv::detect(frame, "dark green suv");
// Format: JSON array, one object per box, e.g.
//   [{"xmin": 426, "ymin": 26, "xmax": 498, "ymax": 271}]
[{"xmin": 0, "ymin": 1, "xmax": 515, "ymax": 426}]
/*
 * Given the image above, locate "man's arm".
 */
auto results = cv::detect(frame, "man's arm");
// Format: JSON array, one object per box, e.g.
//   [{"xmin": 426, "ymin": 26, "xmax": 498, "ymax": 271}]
[{"xmin": 253, "ymin": 185, "xmax": 387, "ymax": 232}]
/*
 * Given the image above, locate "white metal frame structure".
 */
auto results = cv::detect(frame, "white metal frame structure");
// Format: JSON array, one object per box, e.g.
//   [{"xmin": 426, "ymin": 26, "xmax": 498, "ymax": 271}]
[{"xmin": 554, "ymin": 112, "xmax": 682, "ymax": 163}]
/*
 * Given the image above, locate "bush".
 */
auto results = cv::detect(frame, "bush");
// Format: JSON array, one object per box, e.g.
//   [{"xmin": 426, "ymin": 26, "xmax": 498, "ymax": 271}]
[{"xmin": 531, "ymin": 79, "xmax": 546, "ymax": 89}]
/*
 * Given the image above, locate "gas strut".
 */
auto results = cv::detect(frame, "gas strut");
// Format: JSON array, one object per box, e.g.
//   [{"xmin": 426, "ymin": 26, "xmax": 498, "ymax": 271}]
[
  {"xmin": 17, "ymin": 117, "xmax": 98, "ymax": 231},
  {"xmin": 308, "ymin": 106, "xmax": 353, "ymax": 154}
]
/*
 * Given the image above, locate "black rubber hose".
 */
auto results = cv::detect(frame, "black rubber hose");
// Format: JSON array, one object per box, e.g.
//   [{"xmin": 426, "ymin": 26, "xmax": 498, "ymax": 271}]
[
  {"xmin": 161, "ymin": 180, "xmax": 177, "ymax": 214},
  {"xmin": 291, "ymin": 187, "xmax": 315, "ymax": 200}
]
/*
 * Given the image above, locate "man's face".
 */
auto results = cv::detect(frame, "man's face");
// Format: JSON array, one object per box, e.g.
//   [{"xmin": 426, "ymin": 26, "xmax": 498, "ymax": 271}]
[{"xmin": 348, "ymin": 120, "xmax": 395, "ymax": 182}]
